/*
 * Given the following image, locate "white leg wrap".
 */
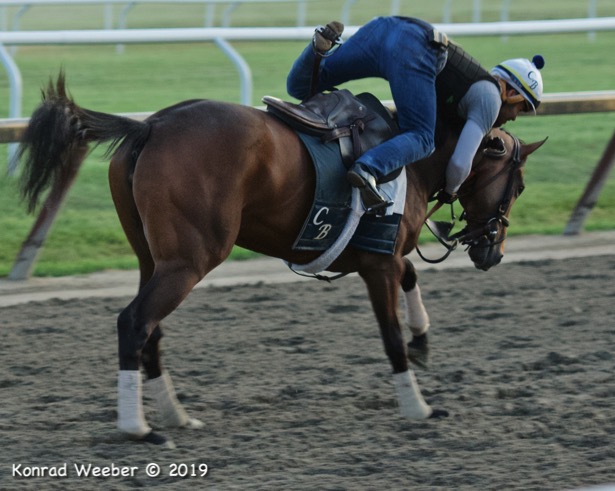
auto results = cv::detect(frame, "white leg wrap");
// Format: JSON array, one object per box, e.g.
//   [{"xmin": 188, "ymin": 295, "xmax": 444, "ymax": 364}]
[
  {"xmin": 117, "ymin": 370, "xmax": 151, "ymax": 437},
  {"xmin": 146, "ymin": 372, "xmax": 204, "ymax": 429},
  {"xmin": 403, "ymin": 284, "xmax": 430, "ymax": 337},
  {"xmin": 392, "ymin": 370, "xmax": 432, "ymax": 419}
]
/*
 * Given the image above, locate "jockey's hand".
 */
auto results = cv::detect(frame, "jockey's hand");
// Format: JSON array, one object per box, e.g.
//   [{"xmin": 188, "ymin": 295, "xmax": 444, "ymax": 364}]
[{"xmin": 436, "ymin": 190, "xmax": 458, "ymax": 204}]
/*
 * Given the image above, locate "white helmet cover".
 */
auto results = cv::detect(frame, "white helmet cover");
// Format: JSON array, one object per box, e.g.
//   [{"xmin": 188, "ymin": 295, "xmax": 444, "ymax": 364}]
[{"xmin": 491, "ymin": 55, "xmax": 545, "ymax": 111}]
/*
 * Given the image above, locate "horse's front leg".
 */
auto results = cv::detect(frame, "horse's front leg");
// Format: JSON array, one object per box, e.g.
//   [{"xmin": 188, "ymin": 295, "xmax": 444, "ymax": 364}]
[
  {"xmin": 142, "ymin": 325, "xmax": 204, "ymax": 430},
  {"xmin": 360, "ymin": 259, "xmax": 439, "ymax": 419},
  {"xmin": 401, "ymin": 257, "xmax": 430, "ymax": 369}
]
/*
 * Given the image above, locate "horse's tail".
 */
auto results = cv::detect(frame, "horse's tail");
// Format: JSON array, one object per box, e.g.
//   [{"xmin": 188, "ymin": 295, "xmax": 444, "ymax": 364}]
[{"xmin": 17, "ymin": 71, "xmax": 151, "ymax": 213}]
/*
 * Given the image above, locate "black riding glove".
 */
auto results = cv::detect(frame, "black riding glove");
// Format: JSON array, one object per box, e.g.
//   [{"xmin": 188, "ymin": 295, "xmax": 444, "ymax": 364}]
[{"xmin": 436, "ymin": 190, "xmax": 458, "ymax": 204}]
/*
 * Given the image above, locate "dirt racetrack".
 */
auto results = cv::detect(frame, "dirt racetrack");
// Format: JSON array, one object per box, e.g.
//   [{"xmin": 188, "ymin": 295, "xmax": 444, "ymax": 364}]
[{"xmin": 1, "ymin": 237, "xmax": 615, "ymax": 490}]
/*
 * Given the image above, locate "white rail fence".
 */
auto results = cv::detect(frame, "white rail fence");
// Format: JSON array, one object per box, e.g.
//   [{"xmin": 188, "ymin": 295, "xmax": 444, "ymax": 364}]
[{"xmin": 1, "ymin": 16, "xmax": 615, "ymax": 121}]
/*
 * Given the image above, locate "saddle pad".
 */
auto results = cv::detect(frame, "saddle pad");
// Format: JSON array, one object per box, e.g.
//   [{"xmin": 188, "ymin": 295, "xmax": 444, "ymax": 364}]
[
  {"xmin": 293, "ymin": 133, "xmax": 405, "ymax": 255},
  {"xmin": 292, "ymin": 133, "xmax": 351, "ymax": 251}
]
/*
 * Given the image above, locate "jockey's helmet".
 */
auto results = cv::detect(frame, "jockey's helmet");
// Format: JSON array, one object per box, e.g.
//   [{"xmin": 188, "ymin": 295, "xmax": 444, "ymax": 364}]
[{"xmin": 491, "ymin": 55, "xmax": 545, "ymax": 113}]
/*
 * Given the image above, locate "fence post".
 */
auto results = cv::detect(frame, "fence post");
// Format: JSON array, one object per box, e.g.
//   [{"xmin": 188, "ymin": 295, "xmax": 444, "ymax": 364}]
[
  {"xmin": 563, "ymin": 129, "xmax": 615, "ymax": 235},
  {"xmin": 9, "ymin": 152, "xmax": 83, "ymax": 280},
  {"xmin": 0, "ymin": 43, "xmax": 22, "ymax": 168}
]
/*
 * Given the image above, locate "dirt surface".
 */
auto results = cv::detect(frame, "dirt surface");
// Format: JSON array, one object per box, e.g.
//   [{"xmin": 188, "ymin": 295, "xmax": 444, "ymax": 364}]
[
  {"xmin": 1, "ymin": 232, "xmax": 615, "ymax": 490},
  {"xmin": 2, "ymin": 231, "xmax": 614, "ymax": 307}
]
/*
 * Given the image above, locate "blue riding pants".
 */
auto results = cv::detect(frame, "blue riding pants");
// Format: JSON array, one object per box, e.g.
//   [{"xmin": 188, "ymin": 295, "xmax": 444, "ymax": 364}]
[{"xmin": 287, "ymin": 16, "xmax": 447, "ymax": 180}]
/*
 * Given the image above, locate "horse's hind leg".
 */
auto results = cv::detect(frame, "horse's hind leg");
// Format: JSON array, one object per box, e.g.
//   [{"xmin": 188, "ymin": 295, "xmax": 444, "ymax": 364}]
[
  {"xmin": 141, "ymin": 327, "xmax": 204, "ymax": 430},
  {"xmin": 109, "ymin": 155, "xmax": 204, "ymax": 438},
  {"xmin": 131, "ymin": 269, "xmax": 199, "ymax": 430},
  {"xmin": 401, "ymin": 257, "xmax": 430, "ymax": 369},
  {"xmin": 360, "ymin": 257, "xmax": 435, "ymax": 419},
  {"xmin": 116, "ymin": 264, "xmax": 203, "ymax": 439},
  {"xmin": 137, "ymin": 283, "xmax": 202, "ymax": 428}
]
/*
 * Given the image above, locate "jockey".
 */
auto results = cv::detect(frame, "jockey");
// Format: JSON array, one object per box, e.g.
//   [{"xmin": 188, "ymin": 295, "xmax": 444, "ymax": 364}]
[{"xmin": 286, "ymin": 16, "xmax": 545, "ymax": 212}]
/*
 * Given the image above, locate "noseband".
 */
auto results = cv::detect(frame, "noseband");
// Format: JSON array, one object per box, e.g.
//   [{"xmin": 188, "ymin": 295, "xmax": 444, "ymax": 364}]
[{"xmin": 452, "ymin": 132, "xmax": 524, "ymax": 249}]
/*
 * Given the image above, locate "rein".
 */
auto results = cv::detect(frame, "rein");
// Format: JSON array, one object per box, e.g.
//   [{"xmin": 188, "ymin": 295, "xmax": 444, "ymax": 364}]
[
  {"xmin": 417, "ymin": 133, "xmax": 524, "ymax": 263},
  {"xmin": 416, "ymin": 203, "xmax": 459, "ymax": 264}
]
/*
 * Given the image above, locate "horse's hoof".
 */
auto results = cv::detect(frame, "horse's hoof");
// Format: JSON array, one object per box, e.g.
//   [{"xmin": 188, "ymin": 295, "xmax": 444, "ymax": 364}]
[
  {"xmin": 407, "ymin": 335, "xmax": 429, "ymax": 370},
  {"xmin": 130, "ymin": 431, "xmax": 176, "ymax": 449},
  {"xmin": 428, "ymin": 408, "xmax": 449, "ymax": 419}
]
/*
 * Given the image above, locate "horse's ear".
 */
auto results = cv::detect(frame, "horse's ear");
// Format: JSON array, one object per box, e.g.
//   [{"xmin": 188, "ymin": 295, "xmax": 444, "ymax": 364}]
[{"xmin": 521, "ymin": 137, "xmax": 548, "ymax": 159}]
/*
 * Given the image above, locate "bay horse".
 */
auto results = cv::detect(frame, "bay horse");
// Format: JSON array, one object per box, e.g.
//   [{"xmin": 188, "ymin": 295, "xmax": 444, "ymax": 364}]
[{"xmin": 17, "ymin": 74, "xmax": 545, "ymax": 445}]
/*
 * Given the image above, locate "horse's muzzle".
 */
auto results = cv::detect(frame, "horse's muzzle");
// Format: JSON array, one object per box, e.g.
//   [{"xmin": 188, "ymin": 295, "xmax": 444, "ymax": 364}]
[
  {"xmin": 455, "ymin": 217, "xmax": 507, "ymax": 271},
  {"xmin": 468, "ymin": 238, "xmax": 504, "ymax": 271},
  {"xmin": 472, "ymin": 251, "xmax": 503, "ymax": 271}
]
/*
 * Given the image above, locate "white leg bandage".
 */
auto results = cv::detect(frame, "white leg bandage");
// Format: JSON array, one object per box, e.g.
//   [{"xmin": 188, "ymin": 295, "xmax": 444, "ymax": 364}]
[
  {"xmin": 117, "ymin": 370, "xmax": 151, "ymax": 437},
  {"xmin": 403, "ymin": 284, "xmax": 430, "ymax": 337},
  {"xmin": 392, "ymin": 370, "xmax": 432, "ymax": 419},
  {"xmin": 146, "ymin": 372, "xmax": 204, "ymax": 429}
]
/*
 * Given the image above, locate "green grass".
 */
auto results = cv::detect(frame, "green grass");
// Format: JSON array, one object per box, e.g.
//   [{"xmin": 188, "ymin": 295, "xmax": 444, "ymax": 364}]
[{"xmin": 1, "ymin": 1, "xmax": 614, "ymax": 276}]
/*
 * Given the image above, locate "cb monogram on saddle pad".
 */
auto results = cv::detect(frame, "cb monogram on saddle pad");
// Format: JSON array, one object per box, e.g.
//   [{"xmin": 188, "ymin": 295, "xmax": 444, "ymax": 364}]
[{"xmin": 313, "ymin": 206, "xmax": 334, "ymax": 240}]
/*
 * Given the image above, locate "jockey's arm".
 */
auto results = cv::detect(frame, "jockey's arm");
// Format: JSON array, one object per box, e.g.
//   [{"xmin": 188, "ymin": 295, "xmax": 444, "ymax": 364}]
[
  {"xmin": 445, "ymin": 120, "xmax": 484, "ymax": 194},
  {"xmin": 445, "ymin": 81, "xmax": 501, "ymax": 194}
]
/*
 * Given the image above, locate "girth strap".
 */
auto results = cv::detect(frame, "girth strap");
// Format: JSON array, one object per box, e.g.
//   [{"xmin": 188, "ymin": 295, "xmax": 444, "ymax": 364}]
[{"xmin": 323, "ymin": 120, "xmax": 366, "ymax": 166}]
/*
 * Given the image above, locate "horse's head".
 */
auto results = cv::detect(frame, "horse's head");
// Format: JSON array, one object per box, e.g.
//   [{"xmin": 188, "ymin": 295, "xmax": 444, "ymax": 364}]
[{"xmin": 454, "ymin": 129, "xmax": 547, "ymax": 271}]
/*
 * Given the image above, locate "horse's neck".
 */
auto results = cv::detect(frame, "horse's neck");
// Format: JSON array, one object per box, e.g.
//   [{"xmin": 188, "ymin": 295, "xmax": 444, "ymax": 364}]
[{"xmin": 410, "ymin": 134, "xmax": 458, "ymax": 198}]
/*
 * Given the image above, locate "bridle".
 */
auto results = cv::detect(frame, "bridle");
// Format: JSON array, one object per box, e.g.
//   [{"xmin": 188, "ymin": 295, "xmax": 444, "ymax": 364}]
[
  {"xmin": 453, "ymin": 133, "xmax": 525, "ymax": 247},
  {"xmin": 418, "ymin": 132, "xmax": 525, "ymax": 263}
]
